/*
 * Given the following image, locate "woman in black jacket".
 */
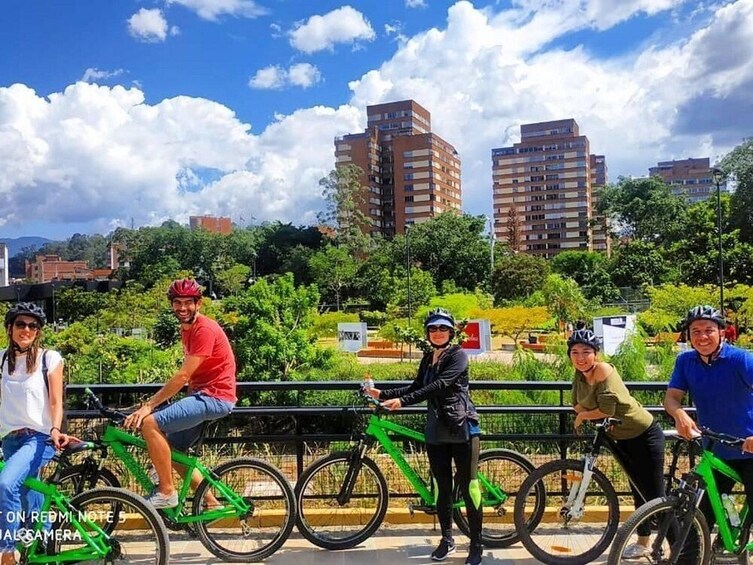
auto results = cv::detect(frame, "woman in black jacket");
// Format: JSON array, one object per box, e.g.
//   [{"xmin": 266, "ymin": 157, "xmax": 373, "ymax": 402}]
[{"xmin": 366, "ymin": 308, "xmax": 482, "ymax": 565}]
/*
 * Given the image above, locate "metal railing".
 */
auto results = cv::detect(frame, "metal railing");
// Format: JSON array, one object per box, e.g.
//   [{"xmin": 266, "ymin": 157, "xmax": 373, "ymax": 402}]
[{"xmin": 66, "ymin": 380, "xmax": 684, "ymax": 486}]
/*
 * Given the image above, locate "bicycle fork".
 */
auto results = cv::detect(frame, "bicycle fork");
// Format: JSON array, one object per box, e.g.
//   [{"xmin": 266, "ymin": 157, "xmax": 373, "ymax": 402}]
[
  {"xmin": 336, "ymin": 443, "xmax": 368, "ymax": 506},
  {"xmin": 562, "ymin": 455, "xmax": 596, "ymax": 522},
  {"xmin": 665, "ymin": 482, "xmax": 706, "ymax": 565}
]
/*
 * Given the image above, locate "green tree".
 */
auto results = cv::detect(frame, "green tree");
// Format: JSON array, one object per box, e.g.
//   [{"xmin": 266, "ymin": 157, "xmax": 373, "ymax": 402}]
[
  {"xmin": 309, "ymin": 245, "xmax": 359, "ymax": 310},
  {"xmin": 318, "ymin": 164, "xmax": 370, "ymax": 251},
  {"xmin": 598, "ymin": 176, "xmax": 688, "ymax": 244},
  {"xmin": 721, "ymin": 139, "xmax": 753, "ymax": 243},
  {"xmin": 542, "ymin": 274, "xmax": 586, "ymax": 332},
  {"xmin": 491, "ymin": 252, "xmax": 550, "ymax": 302},
  {"xmin": 223, "ymin": 274, "xmax": 327, "ymax": 381},
  {"xmin": 214, "ymin": 263, "xmax": 252, "ymax": 297},
  {"xmin": 609, "ymin": 241, "xmax": 670, "ymax": 288},
  {"xmin": 401, "ymin": 213, "xmax": 492, "ymax": 291},
  {"xmin": 550, "ymin": 251, "xmax": 619, "ymax": 303},
  {"xmin": 386, "ymin": 266, "xmax": 437, "ymax": 314}
]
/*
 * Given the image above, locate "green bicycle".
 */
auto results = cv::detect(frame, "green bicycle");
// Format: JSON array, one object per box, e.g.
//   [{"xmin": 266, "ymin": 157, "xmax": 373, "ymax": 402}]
[
  {"xmin": 0, "ymin": 451, "xmax": 169, "ymax": 565},
  {"xmin": 608, "ymin": 427, "xmax": 751, "ymax": 565},
  {"xmin": 295, "ymin": 392, "xmax": 546, "ymax": 550},
  {"xmin": 57, "ymin": 388, "xmax": 297, "ymax": 562}
]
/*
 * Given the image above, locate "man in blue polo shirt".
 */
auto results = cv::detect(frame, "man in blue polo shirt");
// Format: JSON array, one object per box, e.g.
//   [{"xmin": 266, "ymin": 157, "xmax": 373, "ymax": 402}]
[{"xmin": 664, "ymin": 305, "xmax": 753, "ymax": 536}]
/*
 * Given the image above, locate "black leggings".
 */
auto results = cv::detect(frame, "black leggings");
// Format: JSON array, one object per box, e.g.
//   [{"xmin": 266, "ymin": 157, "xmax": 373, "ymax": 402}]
[
  {"xmin": 426, "ymin": 436, "xmax": 482, "ymax": 545},
  {"xmin": 611, "ymin": 421, "xmax": 666, "ymax": 537}
]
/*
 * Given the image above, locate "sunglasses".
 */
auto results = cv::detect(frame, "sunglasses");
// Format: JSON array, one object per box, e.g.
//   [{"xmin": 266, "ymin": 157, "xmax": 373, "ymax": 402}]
[
  {"xmin": 427, "ymin": 325, "xmax": 451, "ymax": 333},
  {"xmin": 13, "ymin": 321, "xmax": 40, "ymax": 331}
]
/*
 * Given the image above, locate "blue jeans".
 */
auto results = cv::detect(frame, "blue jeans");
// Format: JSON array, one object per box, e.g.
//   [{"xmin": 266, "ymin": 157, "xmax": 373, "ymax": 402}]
[
  {"xmin": 0, "ymin": 430, "xmax": 55, "ymax": 552},
  {"xmin": 152, "ymin": 393, "xmax": 234, "ymax": 452}
]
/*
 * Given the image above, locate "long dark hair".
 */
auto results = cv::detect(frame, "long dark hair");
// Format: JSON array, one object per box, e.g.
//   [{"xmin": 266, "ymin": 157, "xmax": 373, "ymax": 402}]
[{"xmin": 5, "ymin": 324, "xmax": 41, "ymax": 374}]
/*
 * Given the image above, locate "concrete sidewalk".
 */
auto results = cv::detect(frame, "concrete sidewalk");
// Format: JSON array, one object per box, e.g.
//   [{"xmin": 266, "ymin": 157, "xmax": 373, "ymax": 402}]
[{"xmin": 169, "ymin": 525, "xmax": 610, "ymax": 564}]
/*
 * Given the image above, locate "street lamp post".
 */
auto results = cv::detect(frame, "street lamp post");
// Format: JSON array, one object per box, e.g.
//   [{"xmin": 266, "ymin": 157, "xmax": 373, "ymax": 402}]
[
  {"xmin": 712, "ymin": 167, "xmax": 726, "ymax": 313},
  {"xmin": 486, "ymin": 215, "xmax": 495, "ymax": 281}
]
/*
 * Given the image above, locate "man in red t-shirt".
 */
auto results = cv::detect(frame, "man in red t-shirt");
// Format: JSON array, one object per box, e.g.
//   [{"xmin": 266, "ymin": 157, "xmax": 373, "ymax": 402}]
[{"xmin": 124, "ymin": 278, "xmax": 237, "ymax": 508}]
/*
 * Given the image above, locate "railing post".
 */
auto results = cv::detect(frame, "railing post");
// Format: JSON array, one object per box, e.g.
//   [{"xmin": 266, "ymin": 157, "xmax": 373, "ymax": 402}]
[
  {"xmin": 558, "ymin": 386, "xmax": 567, "ymax": 462},
  {"xmin": 296, "ymin": 384, "xmax": 304, "ymax": 480}
]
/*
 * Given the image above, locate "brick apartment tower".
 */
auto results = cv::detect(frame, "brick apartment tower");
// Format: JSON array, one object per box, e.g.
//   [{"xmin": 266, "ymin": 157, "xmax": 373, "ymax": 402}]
[
  {"xmin": 189, "ymin": 215, "xmax": 232, "ymax": 235},
  {"xmin": 649, "ymin": 158, "xmax": 725, "ymax": 203},
  {"xmin": 590, "ymin": 154, "xmax": 611, "ymax": 255},
  {"xmin": 334, "ymin": 100, "xmax": 461, "ymax": 237},
  {"xmin": 492, "ymin": 119, "xmax": 601, "ymax": 258}
]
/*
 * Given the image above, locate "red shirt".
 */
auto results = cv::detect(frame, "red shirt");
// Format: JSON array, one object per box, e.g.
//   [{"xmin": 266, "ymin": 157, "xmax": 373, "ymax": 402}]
[{"xmin": 181, "ymin": 315, "xmax": 237, "ymax": 403}]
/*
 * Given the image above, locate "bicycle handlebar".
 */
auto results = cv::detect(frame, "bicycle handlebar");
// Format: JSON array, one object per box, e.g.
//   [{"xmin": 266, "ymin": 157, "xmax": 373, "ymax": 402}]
[
  {"xmin": 700, "ymin": 427, "xmax": 745, "ymax": 448},
  {"xmin": 84, "ymin": 387, "xmax": 128, "ymax": 424}
]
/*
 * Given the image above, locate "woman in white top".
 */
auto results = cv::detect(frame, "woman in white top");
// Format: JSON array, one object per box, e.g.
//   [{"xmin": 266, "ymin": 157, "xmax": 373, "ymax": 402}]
[{"xmin": 0, "ymin": 303, "xmax": 75, "ymax": 565}]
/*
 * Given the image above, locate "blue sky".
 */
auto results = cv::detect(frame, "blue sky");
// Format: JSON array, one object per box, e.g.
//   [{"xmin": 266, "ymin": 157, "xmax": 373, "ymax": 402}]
[{"xmin": 1, "ymin": 0, "xmax": 752, "ymax": 240}]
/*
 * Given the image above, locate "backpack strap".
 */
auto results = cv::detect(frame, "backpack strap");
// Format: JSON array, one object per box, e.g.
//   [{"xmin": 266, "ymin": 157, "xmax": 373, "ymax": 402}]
[
  {"xmin": 41, "ymin": 349, "xmax": 49, "ymax": 393},
  {"xmin": 0, "ymin": 350, "xmax": 7, "ymax": 376}
]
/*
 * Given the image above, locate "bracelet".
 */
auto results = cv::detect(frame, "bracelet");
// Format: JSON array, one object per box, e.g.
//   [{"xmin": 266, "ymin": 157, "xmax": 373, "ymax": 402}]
[{"xmin": 50, "ymin": 427, "xmax": 62, "ymax": 434}]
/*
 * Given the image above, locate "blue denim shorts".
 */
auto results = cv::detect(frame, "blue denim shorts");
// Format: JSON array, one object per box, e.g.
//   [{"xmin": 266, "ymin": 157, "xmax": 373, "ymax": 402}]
[{"xmin": 152, "ymin": 392, "xmax": 235, "ymax": 452}]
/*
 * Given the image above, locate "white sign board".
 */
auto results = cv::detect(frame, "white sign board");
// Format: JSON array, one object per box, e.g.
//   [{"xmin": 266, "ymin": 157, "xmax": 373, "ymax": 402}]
[
  {"xmin": 593, "ymin": 315, "xmax": 636, "ymax": 356},
  {"xmin": 460, "ymin": 319, "xmax": 492, "ymax": 355},
  {"xmin": 337, "ymin": 323, "xmax": 368, "ymax": 353}
]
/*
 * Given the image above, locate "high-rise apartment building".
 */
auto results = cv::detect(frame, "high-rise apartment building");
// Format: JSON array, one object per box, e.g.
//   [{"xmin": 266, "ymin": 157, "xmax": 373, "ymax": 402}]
[
  {"xmin": 590, "ymin": 154, "xmax": 611, "ymax": 255},
  {"xmin": 335, "ymin": 100, "xmax": 461, "ymax": 237},
  {"xmin": 649, "ymin": 158, "xmax": 726, "ymax": 203},
  {"xmin": 492, "ymin": 119, "xmax": 601, "ymax": 258}
]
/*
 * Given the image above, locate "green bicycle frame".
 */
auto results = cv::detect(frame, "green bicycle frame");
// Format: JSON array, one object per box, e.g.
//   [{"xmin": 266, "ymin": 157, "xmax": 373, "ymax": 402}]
[
  {"xmin": 0, "ymin": 462, "xmax": 110, "ymax": 564},
  {"xmin": 692, "ymin": 449, "xmax": 752, "ymax": 553},
  {"xmin": 99, "ymin": 424, "xmax": 250, "ymax": 524},
  {"xmin": 364, "ymin": 413, "xmax": 507, "ymax": 509}
]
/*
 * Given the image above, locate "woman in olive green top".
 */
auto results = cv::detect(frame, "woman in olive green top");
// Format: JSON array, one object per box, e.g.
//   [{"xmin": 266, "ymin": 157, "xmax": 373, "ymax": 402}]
[{"xmin": 568, "ymin": 329, "xmax": 665, "ymax": 559}]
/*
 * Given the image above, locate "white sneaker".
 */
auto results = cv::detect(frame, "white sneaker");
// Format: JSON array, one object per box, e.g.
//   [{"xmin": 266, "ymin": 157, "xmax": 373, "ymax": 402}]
[
  {"xmin": 146, "ymin": 490, "xmax": 178, "ymax": 509},
  {"xmin": 622, "ymin": 543, "xmax": 651, "ymax": 559}
]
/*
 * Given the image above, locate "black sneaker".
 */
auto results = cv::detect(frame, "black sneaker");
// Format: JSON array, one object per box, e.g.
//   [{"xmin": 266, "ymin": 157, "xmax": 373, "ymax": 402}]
[
  {"xmin": 465, "ymin": 544, "xmax": 482, "ymax": 565},
  {"xmin": 431, "ymin": 539, "xmax": 456, "ymax": 561}
]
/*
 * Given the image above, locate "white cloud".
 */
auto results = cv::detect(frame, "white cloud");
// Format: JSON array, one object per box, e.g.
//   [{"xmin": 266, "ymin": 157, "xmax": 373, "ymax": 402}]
[
  {"xmin": 4, "ymin": 0, "xmax": 753, "ymax": 237},
  {"xmin": 248, "ymin": 63, "xmax": 321, "ymax": 89},
  {"xmin": 346, "ymin": 0, "xmax": 753, "ymax": 214},
  {"xmin": 0, "ymin": 82, "xmax": 360, "ymax": 232},
  {"xmin": 166, "ymin": 0, "xmax": 267, "ymax": 21},
  {"xmin": 287, "ymin": 63, "xmax": 322, "ymax": 88},
  {"xmin": 248, "ymin": 66, "xmax": 286, "ymax": 89},
  {"xmin": 81, "ymin": 68, "xmax": 125, "ymax": 83},
  {"xmin": 289, "ymin": 6, "xmax": 376, "ymax": 53},
  {"xmin": 127, "ymin": 8, "xmax": 170, "ymax": 42},
  {"xmin": 406, "ymin": 0, "xmax": 427, "ymax": 7}
]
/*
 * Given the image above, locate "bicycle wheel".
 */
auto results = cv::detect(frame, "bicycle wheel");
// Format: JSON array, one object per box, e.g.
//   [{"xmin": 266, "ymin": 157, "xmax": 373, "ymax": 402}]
[
  {"xmin": 193, "ymin": 457, "xmax": 296, "ymax": 562},
  {"xmin": 608, "ymin": 496, "xmax": 710, "ymax": 565},
  {"xmin": 514, "ymin": 458, "xmax": 620, "ymax": 565},
  {"xmin": 55, "ymin": 464, "xmax": 122, "ymax": 535},
  {"xmin": 295, "ymin": 452, "xmax": 388, "ymax": 550},
  {"xmin": 53, "ymin": 486, "xmax": 170, "ymax": 564},
  {"xmin": 454, "ymin": 448, "xmax": 545, "ymax": 548}
]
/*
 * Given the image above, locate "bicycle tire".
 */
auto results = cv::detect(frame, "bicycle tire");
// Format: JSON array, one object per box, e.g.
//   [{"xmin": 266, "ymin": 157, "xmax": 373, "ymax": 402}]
[
  {"xmin": 295, "ymin": 451, "xmax": 388, "ymax": 550},
  {"xmin": 608, "ymin": 496, "xmax": 711, "ymax": 565},
  {"xmin": 55, "ymin": 464, "xmax": 122, "ymax": 535},
  {"xmin": 514, "ymin": 458, "xmax": 620, "ymax": 565},
  {"xmin": 56, "ymin": 486, "xmax": 170, "ymax": 564},
  {"xmin": 193, "ymin": 457, "xmax": 296, "ymax": 562},
  {"xmin": 454, "ymin": 448, "xmax": 545, "ymax": 548}
]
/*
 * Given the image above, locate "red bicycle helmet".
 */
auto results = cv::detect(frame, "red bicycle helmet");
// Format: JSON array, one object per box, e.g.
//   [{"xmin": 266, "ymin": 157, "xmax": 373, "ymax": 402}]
[{"xmin": 167, "ymin": 278, "xmax": 203, "ymax": 300}]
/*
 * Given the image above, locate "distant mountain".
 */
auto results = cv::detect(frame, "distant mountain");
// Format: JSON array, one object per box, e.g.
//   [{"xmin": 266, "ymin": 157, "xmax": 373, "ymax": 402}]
[{"xmin": 0, "ymin": 236, "xmax": 53, "ymax": 257}]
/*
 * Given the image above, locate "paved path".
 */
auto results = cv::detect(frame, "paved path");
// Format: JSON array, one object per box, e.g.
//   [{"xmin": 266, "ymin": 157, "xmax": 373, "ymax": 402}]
[{"xmin": 170, "ymin": 526, "xmax": 610, "ymax": 564}]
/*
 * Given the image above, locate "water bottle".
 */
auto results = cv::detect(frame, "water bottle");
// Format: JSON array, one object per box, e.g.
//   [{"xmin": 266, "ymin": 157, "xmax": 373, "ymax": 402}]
[
  {"xmin": 148, "ymin": 465, "xmax": 160, "ymax": 487},
  {"xmin": 363, "ymin": 374, "xmax": 374, "ymax": 392},
  {"xmin": 722, "ymin": 494, "xmax": 741, "ymax": 527}
]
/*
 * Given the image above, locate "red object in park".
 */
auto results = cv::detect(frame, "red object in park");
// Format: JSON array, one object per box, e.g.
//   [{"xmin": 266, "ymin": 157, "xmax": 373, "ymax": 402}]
[
  {"xmin": 725, "ymin": 324, "xmax": 738, "ymax": 344},
  {"xmin": 461, "ymin": 321, "xmax": 481, "ymax": 350}
]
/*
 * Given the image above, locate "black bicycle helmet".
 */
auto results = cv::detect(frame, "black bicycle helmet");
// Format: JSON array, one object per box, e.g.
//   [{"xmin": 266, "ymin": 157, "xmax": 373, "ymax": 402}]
[
  {"xmin": 567, "ymin": 329, "xmax": 601, "ymax": 355},
  {"xmin": 4, "ymin": 302, "xmax": 47, "ymax": 328},
  {"xmin": 685, "ymin": 305, "xmax": 725, "ymax": 329},
  {"xmin": 424, "ymin": 308, "xmax": 455, "ymax": 329}
]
